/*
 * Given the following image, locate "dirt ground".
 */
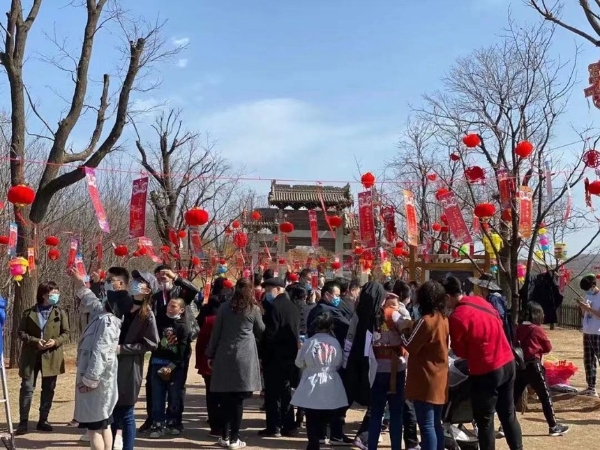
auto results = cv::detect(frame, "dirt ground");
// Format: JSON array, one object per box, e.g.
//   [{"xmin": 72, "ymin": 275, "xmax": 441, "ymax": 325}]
[{"xmin": 0, "ymin": 327, "xmax": 598, "ymax": 449}]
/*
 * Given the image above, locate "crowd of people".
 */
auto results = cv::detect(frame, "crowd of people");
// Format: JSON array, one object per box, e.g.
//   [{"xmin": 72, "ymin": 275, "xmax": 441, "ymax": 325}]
[{"xmin": 15, "ymin": 262, "xmax": 598, "ymax": 450}]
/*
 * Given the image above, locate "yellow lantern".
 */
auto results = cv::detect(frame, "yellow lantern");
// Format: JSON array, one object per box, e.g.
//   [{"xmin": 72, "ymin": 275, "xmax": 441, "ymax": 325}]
[
  {"xmin": 381, "ymin": 260, "xmax": 392, "ymax": 277},
  {"xmin": 483, "ymin": 233, "xmax": 503, "ymax": 254},
  {"xmin": 9, "ymin": 256, "xmax": 29, "ymax": 283}
]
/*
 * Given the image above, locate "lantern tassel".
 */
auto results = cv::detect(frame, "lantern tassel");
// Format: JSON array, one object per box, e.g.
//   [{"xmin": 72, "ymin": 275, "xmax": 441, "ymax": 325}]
[{"xmin": 585, "ymin": 177, "xmax": 592, "ymax": 208}]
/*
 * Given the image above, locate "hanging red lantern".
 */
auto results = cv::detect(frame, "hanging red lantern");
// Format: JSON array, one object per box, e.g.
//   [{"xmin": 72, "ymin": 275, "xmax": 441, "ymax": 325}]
[
  {"xmin": 440, "ymin": 214, "xmax": 448, "ymax": 224},
  {"xmin": 588, "ymin": 180, "xmax": 600, "ymax": 195},
  {"xmin": 160, "ymin": 245, "xmax": 170, "ymax": 254},
  {"xmin": 354, "ymin": 247, "xmax": 363, "ymax": 255},
  {"xmin": 114, "ymin": 245, "xmax": 128, "ymax": 257},
  {"xmin": 0, "ymin": 236, "xmax": 9, "ymax": 246},
  {"xmin": 184, "ymin": 208, "xmax": 209, "ymax": 226},
  {"xmin": 327, "ymin": 215, "xmax": 343, "ymax": 229},
  {"xmin": 462, "ymin": 134, "xmax": 481, "ymax": 148},
  {"xmin": 331, "ymin": 261, "xmax": 341, "ymax": 270},
  {"xmin": 138, "ymin": 247, "xmax": 148, "ymax": 256},
  {"xmin": 441, "ymin": 225, "xmax": 449, "ymax": 233},
  {"xmin": 177, "ymin": 230, "xmax": 187, "ymax": 239},
  {"xmin": 465, "ymin": 166, "xmax": 485, "ymax": 183},
  {"xmin": 232, "ymin": 220, "xmax": 241, "ymax": 229},
  {"xmin": 232, "ymin": 231, "xmax": 248, "ymax": 248},
  {"xmin": 223, "ymin": 279, "xmax": 235, "ymax": 289},
  {"xmin": 224, "ymin": 226, "xmax": 232, "ymax": 235},
  {"xmin": 251, "ymin": 210, "xmax": 262, "ymax": 221},
  {"xmin": 361, "ymin": 172, "xmax": 376, "ymax": 189},
  {"xmin": 450, "ymin": 153, "xmax": 461, "ymax": 162},
  {"xmin": 426, "ymin": 173, "xmax": 437, "ymax": 181},
  {"xmin": 435, "ymin": 188, "xmax": 450, "ymax": 200},
  {"xmin": 583, "ymin": 150, "xmax": 600, "ymax": 168},
  {"xmin": 440, "ymin": 243, "xmax": 449, "ymax": 253},
  {"xmin": 515, "ymin": 140, "xmax": 534, "ymax": 158},
  {"xmin": 47, "ymin": 248, "xmax": 60, "ymax": 261},
  {"xmin": 278, "ymin": 258, "xmax": 286, "ymax": 265},
  {"xmin": 395, "ymin": 241, "xmax": 405, "ymax": 248},
  {"xmin": 45, "ymin": 236, "xmax": 59, "ymax": 247},
  {"xmin": 319, "ymin": 257, "xmax": 327, "ymax": 263},
  {"xmin": 132, "ymin": 250, "xmax": 141, "ymax": 258},
  {"xmin": 432, "ymin": 223, "xmax": 442, "ymax": 232},
  {"xmin": 191, "ymin": 256, "xmax": 200, "ymax": 266},
  {"xmin": 402, "ymin": 249, "xmax": 410, "ymax": 257},
  {"xmin": 279, "ymin": 221, "xmax": 294, "ymax": 234},
  {"xmin": 362, "ymin": 251, "xmax": 374, "ymax": 261},
  {"xmin": 392, "ymin": 247, "xmax": 403, "ymax": 257},
  {"xmin": 7, "ymin": 184, "xmax": 35, "ymax": 206},
  {"xmin": 288, "ymin": 272, "xmax": 299, "ymax": 282},
  {"xmin": 219, "ymin": 258, "xmax": 226, "ymax": 265},
  {"xmin": 474, "ymin": 202, "xmax": 496, "ymax": 218}
]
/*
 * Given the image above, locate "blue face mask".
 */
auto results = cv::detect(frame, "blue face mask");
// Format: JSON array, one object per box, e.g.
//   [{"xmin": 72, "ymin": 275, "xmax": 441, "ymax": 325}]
[
  {"xmin": 265, "ymin": 292, "xmax": 275, "ymax": 303},
  {"xmin": 588, "ymin": 289, "xmax": 596, "ymax": 296},
  {"xmin": 129, "ymin": 281, "xmax": 144, "ymax": 296},
  {"xmin": 48, "ymin": 293, "xmax": 60, "ymax": 305},
  {"xmin": 332, "ymin": 297, "xmax": 341, "ymax": 307},
  {"xmin": 304, "ymin": 283, "xmax": 312, "ymax": 291}
]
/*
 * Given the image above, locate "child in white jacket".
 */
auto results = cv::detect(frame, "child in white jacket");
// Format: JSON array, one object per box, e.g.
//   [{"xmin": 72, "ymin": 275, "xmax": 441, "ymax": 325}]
[{"xmin": 291, "ymin": 312, "xmax": 348, "ymax": 450}]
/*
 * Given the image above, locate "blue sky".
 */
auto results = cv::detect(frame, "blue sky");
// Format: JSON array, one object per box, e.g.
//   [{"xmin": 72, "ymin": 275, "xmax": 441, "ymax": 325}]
[{"xmin": 2, "ymin": 0, "xmax": 599, "ymax": 251}]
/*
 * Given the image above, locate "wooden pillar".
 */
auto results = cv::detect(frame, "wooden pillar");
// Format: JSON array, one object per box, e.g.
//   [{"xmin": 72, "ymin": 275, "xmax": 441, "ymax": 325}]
[{"xmin": 334, "ymin": 215, "xmax": 344, "ymax": 276}]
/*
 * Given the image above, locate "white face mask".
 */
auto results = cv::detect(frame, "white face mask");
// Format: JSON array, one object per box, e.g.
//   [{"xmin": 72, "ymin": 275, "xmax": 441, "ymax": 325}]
[
  {"xmin": 162, "ymin": 281, "xmax": 173, "ymax": 291},
  {"xmin": 167, "ymin": 313, "xmax": 181, "ymax": 319}
]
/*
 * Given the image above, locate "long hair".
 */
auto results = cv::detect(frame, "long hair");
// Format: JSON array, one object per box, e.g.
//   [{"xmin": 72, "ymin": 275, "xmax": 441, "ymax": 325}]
[
  {"xmin": 230, "ymin": 278, "xmax": 254, "ymax": 313},
  {"xmin": 137, "ymin": 292, "xmax": 153, "ymax": 321}
]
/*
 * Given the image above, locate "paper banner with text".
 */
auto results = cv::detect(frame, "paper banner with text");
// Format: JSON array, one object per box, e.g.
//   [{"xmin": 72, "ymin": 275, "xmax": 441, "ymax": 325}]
[
  {"xmin": 519, "ymin": 186, "xmax": 533, "ymax": 238},
  {"xmin": 403, "ymin": 190, "xmax": 419, "ymax": 247},
  {"xmin": 381, "ymin": 206, "xmax": 397, "ymax": 243},
  {"xmin": 438, "ymin": 191, "xmax": 473, "ymax": 244},
  {"xmin": 129, "ymin": 177, "xmax": 148, "ymax": 238},
  {"xmin": 358, "ymin": 191, "xmax": 377, "ymax": 248},
  {"xmin": 8, "ymin": 222, "xmax": 17, "ymax": 256},
  {"xmin": 308, "ymin": 210, "xmax": 319, "ymax": 248},
  {"xmin": 84, "ymin": 167, "xmax": 110, "ymax": 233},
  {"xmin": 497, "ymin": 169, "xmax": 513, "ymax": 210},
  {"xmin": 189, "ymin": 227, "xmax": 204, "ymax": 258}
]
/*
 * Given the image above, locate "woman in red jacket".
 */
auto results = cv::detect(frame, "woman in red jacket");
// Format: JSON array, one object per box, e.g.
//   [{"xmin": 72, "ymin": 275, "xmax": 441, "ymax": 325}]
[
  {"xmin": 196, "ymin": 295, "xmax": 223, "ymax": 437},
  {"xmin": 514, "ymin": 302, "xmax": 569, "ymax": 436}
]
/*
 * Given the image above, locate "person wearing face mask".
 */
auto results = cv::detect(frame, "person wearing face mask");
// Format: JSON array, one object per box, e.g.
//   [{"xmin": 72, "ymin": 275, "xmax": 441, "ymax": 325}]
[
  {"xmin": 16, "ymin": 281, "xmax": 70, "ymax": 436},
  {"xmin": 138, "ymin": 264, "xmax": 200, "ymax": 434},
  {"xmin": 577, "ymin": 274, "xmax": 600, "ymax": 397},
  {"xmin": 69, "ymin": 268, "xmax": 123, "ymax": 450},
  {"xmin": 258, "ymin": 277, "xmax": 301, "ymax": 438}
]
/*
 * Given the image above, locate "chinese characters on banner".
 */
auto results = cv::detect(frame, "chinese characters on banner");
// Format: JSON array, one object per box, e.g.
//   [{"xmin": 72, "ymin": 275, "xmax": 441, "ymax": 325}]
[
  {"xmin": 308, "ymin": 210, "xmax": 319, "ymax": 248},
  {"xmin": 358, "ymin": 191, "xmax": 377, "ymax": 248},
  {"xmin": 84, "ymin": 168, "xmax": 110, "ymax": 233},
  {"xmin": 403, "ymin": 190, "xmax": 419, "ymax": 247},
  {"xmin": 189, "ymin": 227, "xmax": 204, "ymax": 257},
  {"xmin": 380, "ymin": 206, "xmax": 397, "ymax": 242},
  {"xmin": 8, "ymin": 222, "xmax": 17, "ymax": 256},
  {"xmin": 497, "ymin": 169, "xmax": 513, "ymax": 210},
  {"xmin": 27, "ymin": 247, "xmax": 35, "ymax": 272},
  {"xmin": 519, "ymin": 186, "xmax": 533, "ymax": 238},
  {"xmin": 438, "ymin": 191, "xmax": 473, "ymax": 244},
  {"xmin": 129, "ymin": 177, "xmax": 148, "ymax": 238}
]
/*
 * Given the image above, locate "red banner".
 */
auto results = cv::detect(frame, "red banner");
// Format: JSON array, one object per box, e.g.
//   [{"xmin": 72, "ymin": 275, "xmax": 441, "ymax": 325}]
[
  {"xmin": 519, "ymin": 186, "xmax": 533, "ymax": 238},
  {"xmin": 308, "ymin": 210, "xmax": 319, "ymax": 248},
  {"xmin": 8, "ymin": 222, "xmax": 17, "ymax": 256},
  {"xmin": 84, "ymin": 168, "xmax": 110, "ymax": 233},
  {"xmin": 497, "ymin": 169, "xmax": 513, "ymax": 210},
  {"xmin": 438, "ymin": 191, "xmax": 473, "ymax": 244},
  {"xmin": 129, "ymin": 177, "xmax": 148, "ymax": 238},
  {"xmin": 27, "ymin": 247, "xmax": 35, "ymax": 272},
  {"xmin": 358, "ymin": 191, "xmax": 377, "ymax": 248},
  {"xmin": 381, "ymin": 206, "xmax": 397, "ymax": 243},
  {"xmin": 139, "ymin": 237, "xmax": 162, "ymax": 263},
  {"xmin": 472, "ymin": 215, "xmax": 480, "ymax": 234},
  {"xmin": 403, "ymin": 190, "xmax": 419, "ymax": 247},
  {"xmin": 67, "ymin": 238, "xmax": 78, "ymax": 270},
  {"xmin": 189, "ymin": 227, "xmax": 203, "ymax": 257}
]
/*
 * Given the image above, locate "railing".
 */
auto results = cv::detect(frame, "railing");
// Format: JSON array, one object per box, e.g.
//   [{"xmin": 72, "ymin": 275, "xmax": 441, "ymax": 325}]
[{"xmin": 557, "ymin": 303, "xmax": 583, "ymax": 330}]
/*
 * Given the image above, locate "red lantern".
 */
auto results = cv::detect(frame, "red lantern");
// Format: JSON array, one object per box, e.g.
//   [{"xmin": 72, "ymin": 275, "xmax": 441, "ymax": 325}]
[
  {"xmin": 232, "ymin": 220, "xmax": 241, "ymax": 229},
  {"xmin": 160, "ymin": 245, "xmax": 170, "ymax": 254},
  {"xmin": 191, "ymin": 256, "xmax": 200, "ymax": 266},
  {"xmin": 583, "ymin": 150, "xmax": 600, "ymax": 168},
  {"xmin": 515, "ymin": 140, "xmax": 534, "ymax": 158},
  {"xmin": 279, "ymin": 221, "xmax": 294, "ymax": 234},
  {"xmin": 441, "ymin": 225, "xmax": 449, "ymax": 233},
  {"xmin": 251, "ymin": 210, "xmax": 262, "ymax": 221},
  {"xmin": 392, "ymin": 247, "xmax": 403, "ymax": 257},
  {"xmin": 133, "ymin": 250, "xmax": 141, "ymax": 257},
  {"xmin": 223, "ymin": 279, "xmax": 235, "ymax": 289},
  {"xmin": 278, "ymin": 258, "xmax": 286, "ymax": 265},
  {"xmin": 426, "ymin": 173, "xmax": 437, "ymax": 181},
  {"xmin": 219, "ymin": 258, "xmax": 226, "ymax": 265},
  {"xmin": 7, "ymin": 184, "xmax": 35, "ymax": 206},
  {"xmin": 435, "ymin": 188, "xmax": 450, "ymax": 200},
  {"xmin": 232, "ymin": 231, "xmax": 248, "ymax": 248},
  {"xmin": 332, "ymin": 261, "xmax": 341, "ymax": 270},
  {"xmin": 588, "ymin": 180, "xmax": 600, "ymax": 195},
  {"xmin": 288, "ymin": 273, "xmax": 299, "ymax": 282},
  {"xmin": 501, "ymin": 209, "xmax": 512, "ymax": 222},
  {"xmin": 462, "ymin": 134, "xmax": 481, "ymax": 148},
  {"xmin": 395, "ymin": 241, "xmax": 405, "ymax": 248},
  {"xmin": 474, "ymin": 202, "xmax": 496, "ymax": 218},
  {"xmin": 354, "ymin": 247, "xmax": 363, "ymax": 255},
  {"xmin": 465, "ymin": 166, "xmax": 485, "ymax": 183},
  {"xmin": 361, "ymin": 172, "xmax": 376, "ymax": 189},
  {"xmin": 432, "ymin": 223, "xmax": 442, "ymax": 232},
  {"xmin": 138, "ymin": 247, "xmax": 148, "ymax": 256},
  {"xmin": 47, "ymin": 248, "xmax": 60, "ymax": 261},
  {"xmin": 327, "ymin": 215, "xmax": 343, "ymax": 229},
  {"xmin": 0, "ymin": 236, "xmax": 9, "ymax": 246},
  {"xmin": 402, "ymin": 249, "xmax": 410, "ymax": 257},
  {"xmin": 440, "ymin": 243, "xmax": 449, "ymax": 253},
  {"xmin": 440, "ymin": 214, "xmax": 448, "ymax": 224},
  {"xmin": 319, "ymin": 257, "xmax": 327, "ymax": 263},
  {"xmin": 450, "ymin": 153, "xmax": 461, "ymax": 162},
  {"xmin": 184, "ymin": 208, "xmax": 209, "ymax": 226},
  {"xmin": 177, "ymin": 230, "xmax": 187, "ymax": 239},
  {"xmin": 224, "ymin": 226, "xmax": 232, "ymax": 235},
  {"xmin": 45, "ymin": 236, "xmax": 59, "ymax": 247},
  {"xmin": 114, "ymin": 245, "xmax": 128, "ymax": 257}
]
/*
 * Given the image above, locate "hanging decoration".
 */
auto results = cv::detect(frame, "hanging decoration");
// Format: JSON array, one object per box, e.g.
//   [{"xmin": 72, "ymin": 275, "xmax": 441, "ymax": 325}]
[
  {"xmin": 450, "ymin": 152, "xmax": 461, "ymax": 162},
  {"xmin": 403, "ymin": 190, "xmax": 419, "ymax": 247},
  {"xmin": 464, "ymin": 166, "xmax": 485, "ymax": 183},
  {"xmin": 129, "ymin": 177, "xmax": 148, "ymax": 239},
  {"xmin": 308, "ymin": 210, "xmax": 319, "ymax": 248},
  {"xmin": 518, "ymin": 186, "xmax": 533, "ymax": 238},
  {"xmin": 426, "ymin": 173, "xmax": 437, "ymax": 181},
  {"xmin": 361, "ymin": 172, "xmax": 375, "ymax": 189},
  {"xmin": 474, "ymin": 202, "xmax": 496, "ymax": 219},
  {"xmin": 27, "ymin": 247, "xmax": 36, "ymax": 272},
  {"xmin": 437, "ymin": 190, "xmax": 473, "ymax": 244},
  {"xmin": 585, "ymin": 178, "xmax": 600, "ymax": 207},
  {"xmin": 435, "ymin": 188, "xmax": 450, "ymax": 201},
  {"xmin": 482, "ymin": 233, "xmax": 503, "ymax": 254},
  {"xmin": 84, "ymin": 168, "xmax": 110, "ymax": 233},
  {"xmin": 251, "ymin": 210, "xmax": 262, "ymax": 221},
  {"xmin": 432, "ymin": 223, "xmax": 442, "ymax": 232},
  {"xmin": 48, "ymin": 248, "xmax": 60, "ymax": 261},
  {"xmin": 8, "ymin": 223, "xmax": 17, "ymax": 256},
  {"xmin": 358, "ymin": 191, "xmax": 377, "ymax": 248},
  {"xmin": 232, "ymin": 220, "xmax": 241, "ymax": 229},
  {"xmin": 500, "ymin": 209, "xmax": 512, "ymax": 222},
  {"xmin": 515, "ymin": 140, "xmax": 534, "ymax": 158},
  {"xmin": 517, "ymin": 263, "xmax": 526, "ymax": 283},
  {"xmin": 497, "ymin": 169, "xmax": 513, "ymax": 210},
  {"xmin": 462, "ymin": 133, "xmax": 481, "ymax": 148},
  {"xmin": 184, "ymin": 207, "xmax": 209, "ymax": 227},
  {"xmin": 0, "ymin": 236, "xmax": 8, "ymax": 246},
  {"xmin": 232, "ymin": 231, "xmax": 248, "ymax": 249},
  {"xmin": 279, "ymin": 221, "xmax": 294, "ymax": 234},
  {"xmin": 554, "ymin": 242, "xmax": 567, "ymax": 260},
  {"xmin": 7, "ymin": 184, "xmax": 35, "ymax": 207},
  {"xmin": 45, "ymin": 236, "xmax": 59, "ymax": 247},
  {"xmin": 9, "ymin": 256, "xmax": 29, "ymax": 283},
  {"xmin": 380, "ymin": 206, "xmax": 396, "ymax": 242},
  {"xmin": 538, "ymin": 226, "xmax": 550, "ymax": 252},
  {"xmin": 327, "ymin": 215, "xmax": 343, "ymax": 230},
  {"xmin": 114, "ymin": 245, "xmax": 129, "ymax": 257},
  {"xmin": 583, "ymin": 149, "xmax": 600, "ymax": 168}
]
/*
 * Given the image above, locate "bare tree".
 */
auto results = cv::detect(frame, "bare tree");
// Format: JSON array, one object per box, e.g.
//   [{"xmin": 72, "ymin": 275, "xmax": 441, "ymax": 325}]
[
  {"xmin": 408, "ymin": 19, "xmax": 597, "ymax": 319},
  {"xmin": 0, "ymin": 0, "xmax": 177, "ymax": 365},
  {"xmin": 528, "ymin": 0, "xmax": 600, "ymax": 46}
]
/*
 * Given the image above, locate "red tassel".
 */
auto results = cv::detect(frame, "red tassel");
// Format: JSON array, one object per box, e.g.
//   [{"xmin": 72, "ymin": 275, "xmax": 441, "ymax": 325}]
[{"xmin": 586, "ymin": 177, "xmax": 592, "ymax": 208}]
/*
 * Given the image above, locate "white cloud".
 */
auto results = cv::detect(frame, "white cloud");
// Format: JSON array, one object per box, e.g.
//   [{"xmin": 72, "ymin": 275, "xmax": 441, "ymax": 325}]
[
  {"xmin": 195, "ymin": 98, "xmax": 398, "ymax": 187},
  {"xmin": 176, "ymin": 58, "xmax": 189, "ymax": 68},
  {"xmin": 171, "ymin": 37, "xmax": 190, "ymax": 47}
]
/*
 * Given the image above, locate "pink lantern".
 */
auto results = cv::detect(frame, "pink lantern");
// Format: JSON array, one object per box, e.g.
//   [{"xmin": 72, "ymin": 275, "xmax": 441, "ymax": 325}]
[
  {"xmin": 517, "ymin": 263, "xmax": 526, "ymax": 280},
  {"xmin": 9, "ymin": 256, "xmax": 29, "ymax": 282}
]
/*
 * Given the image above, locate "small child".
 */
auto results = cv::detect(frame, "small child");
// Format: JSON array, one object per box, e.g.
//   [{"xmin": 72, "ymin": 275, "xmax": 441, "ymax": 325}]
[
  {"xmin": 149, "ymin": 298, "xmax": 190, "ymax": 438},
  {"xmin": 513, "ymin": 302, "xmax": 569, "ymax": 437},
  {"xmin": 291, "ymin": 312, "xmax": 348, "ymax": 450}
]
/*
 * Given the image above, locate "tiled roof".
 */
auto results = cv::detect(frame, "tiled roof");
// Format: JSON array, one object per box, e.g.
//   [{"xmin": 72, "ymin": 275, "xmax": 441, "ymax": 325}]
[
  {"xmin": 242, "ymin": 208, "xmax": 358, "ymax": 231},
  {"xmin": 268, "ymin": 181, "xmax": 353, "ymax": 209}
]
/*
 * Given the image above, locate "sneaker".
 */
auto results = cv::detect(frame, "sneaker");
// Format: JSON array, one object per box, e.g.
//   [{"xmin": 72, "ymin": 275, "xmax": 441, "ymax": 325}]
[
  {"xmin": 138, "ymin": 419, "xmax": 153, "ymax": 433},
  {"xmin": 15, "ymin": 421, "xmax": 27, "ymax": 436},
  {"xmin": 578, "ymin": 387, "xmax": 599, "ymax": 397},
  {"xmin": 281, "ymin": 428, "xmax": 299, "ymax": 437},
  {"xmin": 173, "ymin": 422, "xmax": 184, "ymax": 432},
  {"xmin": 496, "ymin": 426, "xmax": 505, "ymax": 439},
  {"xmin": 330, "ymin": 435, "xmax": 354, "ymax": 446},
  {"xmin": 549, "ymin": 424, "xmax": 570, "ymax": 436},
  {"xmin": 217, "ymin": 437, "xmax": 230, "ymax": 448},
  {"xmin": 79, "ymin": 433, "xmax": 90, "ymax": 442},
  {"xmin": 352, "ymin": 436, "xmax": 367, "ymax": 450},
  {"xmin": 167, "ymin": 426, "xmax": 181, "ymax": 436},
  {"xmin": 113, "ymin": 434, "xmax": 124, "ymax": 450},
  {"xmin": 258, "ymin": 428, "xmax": 281, "ymax": 438},
  {"xmin": 319, "ymin": 438, "xmax": 331, "ymax": 445},
  {"xmin": 149, "ymin": 424, "xmax": 164, "ymax": 439},
  {"xmin": 36, "ymin": 420, "xmax": 53, "ymax": 432},
  {"xmin": 66, "ymin": 419, "xmax": 79, "ymax": 427},
  {"xmin": 228, "ymin": 439, "xmax": 247, "ymax": 449}
]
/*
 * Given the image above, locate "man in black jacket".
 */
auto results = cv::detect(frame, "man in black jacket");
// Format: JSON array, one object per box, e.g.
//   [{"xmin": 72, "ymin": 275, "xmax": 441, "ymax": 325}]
[
  {"xmin": 139, "ymin": 265, "xmax": 200, "ymax": 433},
  {"xmin": 259, "ymin": 277, "xmax": 301, "ymax": 438}
]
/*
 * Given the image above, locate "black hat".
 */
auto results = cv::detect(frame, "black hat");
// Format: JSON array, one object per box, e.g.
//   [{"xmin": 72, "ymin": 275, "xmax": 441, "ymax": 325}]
[
  {"xmin": 468, "ymin": 273, "xmax": 501, "ymax": 292},
  {"xmin": 261, "ymin": 277, "xmax": 285, "ymax": 288}
]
